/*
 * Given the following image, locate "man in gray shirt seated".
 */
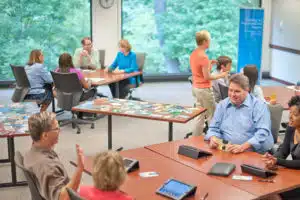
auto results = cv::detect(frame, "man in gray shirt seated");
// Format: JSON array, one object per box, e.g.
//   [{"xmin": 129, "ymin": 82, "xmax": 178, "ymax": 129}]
[
  {"xmin": 24, "ymin": 112, "xmax": 84, "ymax": 200},
  {"xmin": 212, "ymin": 56, "xmax": 232, "ymax": 103}
]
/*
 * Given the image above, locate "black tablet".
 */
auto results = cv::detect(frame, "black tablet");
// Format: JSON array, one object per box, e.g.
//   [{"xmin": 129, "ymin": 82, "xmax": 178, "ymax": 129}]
[{"xmin": 156, "ymin": 178, "xmax": 197, "ymax": 200}]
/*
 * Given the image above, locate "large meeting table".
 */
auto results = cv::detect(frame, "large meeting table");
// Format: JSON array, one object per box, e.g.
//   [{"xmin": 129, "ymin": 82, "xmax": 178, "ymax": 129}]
[
  {"xmin": 0, "ymin": 102, "xmax": 39, "ymax": 188},
  {"xmin": 70, "ymin": 147, "xmax": 256, "ymax": 200},
  {"xmin": 82, "ymin": 69, "xmax": 142, "ymax": 98},
  {"xmin": 146, "ymin": 136, "xmax": 300, "ymax": 199},
  {"xmin": 72, "ymin": 98, "xmax": 206, "ymax": 149}
]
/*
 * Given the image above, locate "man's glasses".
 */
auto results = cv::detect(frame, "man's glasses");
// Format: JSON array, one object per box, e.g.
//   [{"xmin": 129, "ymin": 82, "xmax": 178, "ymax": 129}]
[{"xmin": 48, "ymin": 127, "xmax": 60, "ymax": 133}]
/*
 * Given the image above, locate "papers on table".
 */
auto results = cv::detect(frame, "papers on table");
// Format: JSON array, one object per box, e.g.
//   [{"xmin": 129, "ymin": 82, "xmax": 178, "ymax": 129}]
[
  {"xmin": 82, "ymin": 69, "xmax": 96, "ymax": 73},
  {"xmin": 286, "ymin": 85, "xmax": 300, "ymax": 92},
  {"xmin": 85, "ymin": 78, "xmax": 105, "ymax": 82}
]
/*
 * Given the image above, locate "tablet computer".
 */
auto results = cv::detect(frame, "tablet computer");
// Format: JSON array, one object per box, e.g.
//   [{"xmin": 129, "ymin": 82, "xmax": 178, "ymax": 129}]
[{"xmin": 156, "ymin": 178, "xmax": 197, "ymax": 200}]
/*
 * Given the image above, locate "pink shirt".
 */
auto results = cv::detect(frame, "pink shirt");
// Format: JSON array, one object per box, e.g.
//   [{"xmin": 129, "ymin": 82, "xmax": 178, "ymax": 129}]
[
  {"xmin": 55, "ymin": 68, "xmax": 84, "ymax": 80},
  {"xmin": 79, "ymin": 186, "xmax": 133, "ymax": 200}
]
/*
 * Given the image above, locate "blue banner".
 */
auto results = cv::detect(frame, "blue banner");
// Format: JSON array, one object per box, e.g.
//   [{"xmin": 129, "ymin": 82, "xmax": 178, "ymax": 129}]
[{"xmin": 237, "ymin": 8, "xmax": 264, "ymax": 82}]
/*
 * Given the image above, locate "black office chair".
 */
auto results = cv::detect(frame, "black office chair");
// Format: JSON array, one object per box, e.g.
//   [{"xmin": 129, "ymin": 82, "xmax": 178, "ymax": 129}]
[
  {"xmin": 15, "ymin": 151, "xmax": 45, "ymax": 200},
  {"xmin": 10, "ymin": 64, "xmax": 62, "ymax": 113},
  {"xmin": 218, "ymin": 83, "xmax": 229, "ymax": 100},
  {"xmin": 10, "ymin": 65, "xmax": 31, "ymax": 103},
  {"xmin": 98, "ymin": 49, "xmax": 106, "ymax": 69},
  {"xmin": 188, "ymin": 76, "xmax": 193, "ymax": 85},
  {"xmin": 127, "ymin": 52, "xmax": 146, "ymax": 101},
  {"xmin": 51, "ymin": 71, "xmax": 96, "ymax": 134},
  {"xmin": 66, "ymin": 188, "xmax": 85, "ymax": 200}
]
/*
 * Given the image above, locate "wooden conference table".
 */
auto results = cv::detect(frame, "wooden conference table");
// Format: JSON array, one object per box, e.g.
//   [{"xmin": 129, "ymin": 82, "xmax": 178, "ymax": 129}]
[
  {"xmin": 262, "ymin": 86, "xmax": 299, "ymax": 110},
  {"xmin": 82, "ymin": 69, "xmax": 142, "ymax": 98},
  {"xmin": 0, "ymin": 102, "xmax": 39, "ymax": 188},
  {"xmin": 72, "ymin": 98, "xmax": 206, "ymax": 149},
  {"xmin": 146, "ymin": 136, "xmax": 300, "ymax": 199},
  {"xmin": 70, "ymin": 147, "xmax": 256, "ymax": 200}
]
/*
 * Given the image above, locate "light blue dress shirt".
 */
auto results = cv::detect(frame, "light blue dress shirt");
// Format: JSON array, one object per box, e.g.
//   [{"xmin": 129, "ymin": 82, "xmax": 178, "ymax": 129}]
[
  {"xmin": 25, "ymin": 63, "xmax": 53, "ymax": 94},
  {"xmin": 205, "ymin": 94, "xmax": 274, "ymax": 153},
  {"xmin": 109, "ymin": 51, "xmax": 139, "ymax": 85}
]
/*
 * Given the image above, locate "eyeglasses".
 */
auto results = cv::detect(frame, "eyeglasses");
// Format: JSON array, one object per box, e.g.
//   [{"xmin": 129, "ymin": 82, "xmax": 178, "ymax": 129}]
[
  {"xmin": 47, "ymin": 127, "xmax": 60, "ymax": 133},
  {"xmin": 84, "ymin": 43, "xmax": 92, "ymax": 46}
]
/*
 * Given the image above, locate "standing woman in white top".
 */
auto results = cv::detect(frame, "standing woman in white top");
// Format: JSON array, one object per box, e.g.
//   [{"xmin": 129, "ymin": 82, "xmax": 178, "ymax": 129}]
[{"xmin": 243, "ymin": 65, "xmax": 265, "ymax": 102}]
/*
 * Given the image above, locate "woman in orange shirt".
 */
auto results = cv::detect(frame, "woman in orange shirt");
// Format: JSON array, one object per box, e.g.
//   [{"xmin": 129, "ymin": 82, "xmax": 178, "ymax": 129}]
[{"xmin": 190, "ymin": 30, "xmax": 229, "ymax": 135}]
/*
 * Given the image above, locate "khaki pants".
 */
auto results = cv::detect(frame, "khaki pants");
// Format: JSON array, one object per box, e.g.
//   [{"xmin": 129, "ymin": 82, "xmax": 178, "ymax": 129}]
[{"xmin": 192, "ymin": 87, "xmax": 216, "ymax": 136}]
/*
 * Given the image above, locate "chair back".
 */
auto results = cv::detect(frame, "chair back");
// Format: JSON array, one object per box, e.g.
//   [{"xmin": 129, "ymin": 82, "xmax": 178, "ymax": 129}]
[
  {"xmin": 98, "ymin": 49, "xmax": 106, "ymax": 69},
  {"xmin": 51, "ymin": 71, "xmax": 83, "ymax": 111},
  {"xmin": 66, "ymin": 188, "xmax": 85, "ymax": 200},
  {"xmin": 15, "ymin": 151, "xmax": 45, "ymax": 200},
  {"xmin": 268, "ymin": 104, "xmax": 284, "ymax": 143},
  {"xmin": 188, "ymin": 76, "xmax": 193, "ymax": 85},
  {"xmin": 10, "ymin": 64, "xmax": 31, "ymax": 102},
  {"xmin": 135, "ymin": 53, "xmax": 146, "ymax": 84},
  {"xmin": 135, "ymin": 53, "xmax": 146, "ymax": 71},
  {"xmin": 218, "ymin": 83, "xmax": 229, "ymax": 100}
]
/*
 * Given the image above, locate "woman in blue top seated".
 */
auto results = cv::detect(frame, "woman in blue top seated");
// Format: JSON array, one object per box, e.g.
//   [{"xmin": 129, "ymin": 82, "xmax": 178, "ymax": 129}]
[
  {"xmin": 24, "ymin": 49, "xmax": 53, "ymax": 112},
  {"xmin": 104, "ymin": 39, "xmax": 139, "ymax": 98}
]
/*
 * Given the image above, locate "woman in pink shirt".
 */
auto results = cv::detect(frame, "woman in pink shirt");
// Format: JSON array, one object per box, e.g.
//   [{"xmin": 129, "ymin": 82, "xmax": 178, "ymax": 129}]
[
  {"xmin": 79, "ymin": 151, "xmax": 133, "ymax": 200},
  {"xmin": 55, "ymin": 53, "xmax": 96, "ymax": 102}
]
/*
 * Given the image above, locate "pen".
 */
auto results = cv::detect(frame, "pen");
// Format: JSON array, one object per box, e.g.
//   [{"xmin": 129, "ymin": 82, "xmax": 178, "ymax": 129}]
[
  {"xmin": 201, "ymin": 192, "xmax": 209, "ymax": 200},
  {"xmin": 258, "ymin": 179, "xmax": 275, "ymax": 183}
]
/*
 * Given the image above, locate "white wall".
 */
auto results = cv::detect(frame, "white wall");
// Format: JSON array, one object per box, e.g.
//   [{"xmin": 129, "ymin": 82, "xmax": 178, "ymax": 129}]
[
  {"xmin": 270, "ymin": 0, "xmax": 300, "ymax": 83},
  {"xmin": 261, "ymin": 0, "xmax": 272, "ymax": 73},
  {"xmin": 92, "ymin": 0, "xmax": 121, "ymax": 66}
]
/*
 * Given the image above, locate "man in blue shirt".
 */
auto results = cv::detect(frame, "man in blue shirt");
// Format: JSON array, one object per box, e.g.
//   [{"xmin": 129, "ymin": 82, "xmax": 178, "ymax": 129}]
[{"xmin": 205, "ymin": 73, "xmax": 274, "ymax": 153}]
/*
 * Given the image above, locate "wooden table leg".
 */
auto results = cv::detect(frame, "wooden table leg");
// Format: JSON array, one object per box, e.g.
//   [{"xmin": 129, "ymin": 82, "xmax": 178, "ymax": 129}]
[
  {"xmin": 0, "ymin": 137, "xmax": 27, "ymax": 188},
  {"xmin": 108, "ymin": 115, "xmax": 112, "ymax": 149},
  {"xmin": 168, "ymin": 122, "xmax": 173, "ymax": 141}
]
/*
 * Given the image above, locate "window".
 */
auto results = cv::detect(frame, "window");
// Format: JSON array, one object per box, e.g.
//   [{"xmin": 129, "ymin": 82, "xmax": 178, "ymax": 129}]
[
  {"xmin": 0, "ymin": 0, "xmax": 91, "ymax": 80},
  {"xmin": 122, "ymin": 0, "xmax": 260, "ymax": 76}
]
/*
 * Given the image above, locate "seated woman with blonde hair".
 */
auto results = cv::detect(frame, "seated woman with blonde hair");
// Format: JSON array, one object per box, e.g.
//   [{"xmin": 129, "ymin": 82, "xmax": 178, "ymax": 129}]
[
  {"xmin": 104, "ymin": 39, "xmax": 139, "ymax": 98},
  {"xmin": 79, "ymin": 151, "xmax": 133, "ymax": 200},
  {"xmin": 24, "ymin": 49, "xmax": 53, "ymax": 112}
]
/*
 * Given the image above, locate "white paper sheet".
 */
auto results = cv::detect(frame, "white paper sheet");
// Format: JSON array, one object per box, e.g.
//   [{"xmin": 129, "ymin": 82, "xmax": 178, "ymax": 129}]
[
  {"xmin": 86, "ymin": 78, "xmax": 105, "ymax": 82},
  {"xmin": 286, "ymin": 85, "xmax": 300, "ymax": 92}
]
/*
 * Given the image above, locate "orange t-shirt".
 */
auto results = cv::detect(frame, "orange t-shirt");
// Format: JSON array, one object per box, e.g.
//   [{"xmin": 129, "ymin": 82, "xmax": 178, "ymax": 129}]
[{"xmin": 190, "ymin": 48, "xmax": 211, "ymax": 88}]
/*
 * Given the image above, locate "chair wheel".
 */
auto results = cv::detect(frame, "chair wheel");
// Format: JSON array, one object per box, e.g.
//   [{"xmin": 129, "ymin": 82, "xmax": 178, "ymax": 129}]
[{"xmin": 91, "ymin": 123, "xmax": 95, "ymax": 129}]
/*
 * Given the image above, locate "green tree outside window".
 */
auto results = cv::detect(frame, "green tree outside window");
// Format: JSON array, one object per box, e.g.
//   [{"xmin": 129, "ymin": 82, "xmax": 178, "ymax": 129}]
[
  {"xmin": 122, "ymin": 0, "xmax": 260, "ymax": 74},
  {"xmin": 0, "ymin": 0, "xmax": 90, "ymax": 80}
]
